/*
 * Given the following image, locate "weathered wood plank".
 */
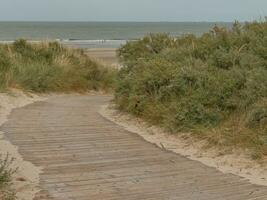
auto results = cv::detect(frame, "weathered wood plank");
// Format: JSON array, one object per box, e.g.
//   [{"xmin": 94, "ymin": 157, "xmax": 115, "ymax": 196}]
[{"xmin": 1, "ymin": 95, "xmax": 267, "ymax": 200}]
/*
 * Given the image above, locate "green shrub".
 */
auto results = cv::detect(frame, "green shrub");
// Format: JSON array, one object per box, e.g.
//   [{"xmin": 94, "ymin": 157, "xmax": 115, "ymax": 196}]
[
  {"xmin": 115, "ymin": 20, "xmax": 267, "ymax": 157},
  {"xmin": 246, "ymin": 101, "xmax": 267, "ymax": 128}
]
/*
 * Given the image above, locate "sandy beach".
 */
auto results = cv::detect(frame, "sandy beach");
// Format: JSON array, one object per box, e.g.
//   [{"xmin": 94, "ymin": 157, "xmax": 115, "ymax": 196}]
[{"xmin": 86, "ymin": 48, "xmax": 120, "ymax": 68}]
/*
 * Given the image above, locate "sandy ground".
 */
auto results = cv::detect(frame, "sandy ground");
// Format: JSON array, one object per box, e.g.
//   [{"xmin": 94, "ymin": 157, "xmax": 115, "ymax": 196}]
[
  {"xmin": 86, "ymin": 48, "xmax": 121, "ymax": 68},
  {"xmin": 100, "ymin": 104, "xmax": 267, "ymax": 186},
  {"xmin": 0, "ymin": 90, "xmax": 45, "ymax": 200}
]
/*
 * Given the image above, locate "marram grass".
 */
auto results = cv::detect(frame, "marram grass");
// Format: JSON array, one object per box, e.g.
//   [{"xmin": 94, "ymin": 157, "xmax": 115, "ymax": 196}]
[{"xmin": 0, "ymin": 39, "xmax": 115, "ymax": 92}]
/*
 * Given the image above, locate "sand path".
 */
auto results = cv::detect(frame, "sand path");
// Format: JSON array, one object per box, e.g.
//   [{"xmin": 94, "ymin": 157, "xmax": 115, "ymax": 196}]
[{"xmin": 1, "ymin": 94, "xmax": 267, "ymax": 200}]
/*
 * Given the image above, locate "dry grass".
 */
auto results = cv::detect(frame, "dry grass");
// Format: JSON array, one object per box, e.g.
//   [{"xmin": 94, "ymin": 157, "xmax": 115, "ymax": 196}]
[{"xmin": 0, "ymin": 39, "xmax": 116, "ymax": 92}]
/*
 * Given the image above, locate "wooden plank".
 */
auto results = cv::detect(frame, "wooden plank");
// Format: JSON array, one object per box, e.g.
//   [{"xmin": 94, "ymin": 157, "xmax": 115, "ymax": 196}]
[{"xmin": 1, "ymin": 94, "xmax": 267, "ymax": 200}]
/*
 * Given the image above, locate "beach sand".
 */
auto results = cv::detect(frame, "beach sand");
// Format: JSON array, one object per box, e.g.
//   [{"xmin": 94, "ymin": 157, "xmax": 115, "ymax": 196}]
[{"xmin": 86, "ymin": 48, "xmax": 120, "ymax": 68}]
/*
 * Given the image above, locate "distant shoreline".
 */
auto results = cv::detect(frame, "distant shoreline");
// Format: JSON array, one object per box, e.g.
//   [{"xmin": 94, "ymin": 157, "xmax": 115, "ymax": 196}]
[
  {"xmin": 0, "ymin": 21, "xmax": 234, "ymax": 47},
  {"xmin": 0, "ymin": 39, "xmax": 126, "ymax": 49}
]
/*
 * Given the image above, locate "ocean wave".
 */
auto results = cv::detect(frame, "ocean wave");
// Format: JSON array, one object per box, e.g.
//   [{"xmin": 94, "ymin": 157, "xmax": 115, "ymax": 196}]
[{"xmin": 0, "ymin": 40, "xmax": 14, "ymax": 43}]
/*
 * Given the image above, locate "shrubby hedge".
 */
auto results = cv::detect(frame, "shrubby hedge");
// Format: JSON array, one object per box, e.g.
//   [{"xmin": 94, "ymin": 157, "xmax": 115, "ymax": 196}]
[{"xmin": 115, "ymin": 21, "xmax": 267, "ymax": 158}]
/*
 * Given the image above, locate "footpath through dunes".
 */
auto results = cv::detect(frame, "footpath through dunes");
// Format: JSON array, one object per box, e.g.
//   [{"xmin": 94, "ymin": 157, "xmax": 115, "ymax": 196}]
[{"xmin": 1, "ymin": 94, "xmax": 267, "ymax": 200}]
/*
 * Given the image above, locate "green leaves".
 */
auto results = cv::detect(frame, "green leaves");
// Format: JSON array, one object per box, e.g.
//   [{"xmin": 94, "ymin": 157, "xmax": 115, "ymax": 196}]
[{"xmin": 115, "ymin": 20, "xmax": 267, "ymax": 132}]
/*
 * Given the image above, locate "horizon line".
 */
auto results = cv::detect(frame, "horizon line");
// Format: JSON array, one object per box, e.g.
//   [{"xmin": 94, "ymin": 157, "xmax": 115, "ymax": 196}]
[{"xmin": 0, "ymin": 20, "xmax": 240, "ymax": 23}]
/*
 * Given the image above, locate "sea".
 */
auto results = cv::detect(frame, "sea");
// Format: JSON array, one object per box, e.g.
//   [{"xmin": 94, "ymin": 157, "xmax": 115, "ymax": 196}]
[{"xmin": 0, "ymin": 22, "xmax": 232, "ymax": 49}]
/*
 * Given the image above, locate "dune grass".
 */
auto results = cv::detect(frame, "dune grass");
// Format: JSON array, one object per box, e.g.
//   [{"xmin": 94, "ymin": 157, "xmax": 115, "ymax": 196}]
[
  {"xmin": 0, "ymin": 39, "xmax": 115, "ymax": 93},
  {"xmin": 115, "ymin": 20, "xmax": 267, "ymax": 159},
  {"xmin": 0, "ymin": 154, "xmax": 16, "ymax": 200}
]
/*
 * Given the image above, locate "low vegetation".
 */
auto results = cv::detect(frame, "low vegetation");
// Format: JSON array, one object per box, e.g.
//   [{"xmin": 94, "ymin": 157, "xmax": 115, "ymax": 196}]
[
  {"xmin": 0, "ymin": 154, "xmax": 16, "ymax": 200},
  {"xmin": 115, "ymin": 20, "xmax": 267, "ymax": 159},
  {"xmin": 0, "ymin": 39, "xmax": 115, "ymax": 92}
]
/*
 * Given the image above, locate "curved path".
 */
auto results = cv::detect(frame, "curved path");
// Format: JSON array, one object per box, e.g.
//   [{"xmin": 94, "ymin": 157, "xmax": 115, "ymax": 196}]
[{"xmin": 1, "ymin": 95, "xmax": 267, "ymax": 200}]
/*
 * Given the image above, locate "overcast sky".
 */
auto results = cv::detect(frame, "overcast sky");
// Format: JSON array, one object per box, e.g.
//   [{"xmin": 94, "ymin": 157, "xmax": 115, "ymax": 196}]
[{"xmin": 0, "ymin": 0, "xmax": 266, "ymax": 22}]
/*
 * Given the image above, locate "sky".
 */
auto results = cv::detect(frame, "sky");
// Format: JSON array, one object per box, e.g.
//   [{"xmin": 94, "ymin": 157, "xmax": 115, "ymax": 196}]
[{"xmin": 0, "ymin": 0, "xmax": 266, "ymax": 22}]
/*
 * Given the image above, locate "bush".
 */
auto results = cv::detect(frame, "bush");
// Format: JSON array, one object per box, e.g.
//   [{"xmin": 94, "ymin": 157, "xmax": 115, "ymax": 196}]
[
  {"xmin": 115, "ymin": 20, "xmax": 267, "ymax": 158},
  {"xmin": 246, "ymin": 101, "xmax": 267, "ymax": 128},
  {"xmin": 0, "ymin": 40, "xmax": 115, "ymax": 92}
]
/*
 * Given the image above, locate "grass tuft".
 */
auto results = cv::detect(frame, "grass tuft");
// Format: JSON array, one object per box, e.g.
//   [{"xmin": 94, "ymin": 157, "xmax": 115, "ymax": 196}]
[
  {"xmin": 0, "ymin": 40, "xmax": 115, "ymax": 92},
  {"xmin": 0, "ymin": 154, "xmax": 16, "ymax": 200}
]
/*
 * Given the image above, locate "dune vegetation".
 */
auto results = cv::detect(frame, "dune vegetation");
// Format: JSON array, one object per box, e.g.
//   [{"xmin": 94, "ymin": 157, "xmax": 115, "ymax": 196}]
[
  {"xmin": 0, "ymin": 39, "xmax": 115, "ymax": 92},
  {"xmin": 115, "ymin": 20, "xmax": 267, "ymax": 159},
  {"xmin": 0, "ymin": 155, "xmax": 16, "ymax": 200}
]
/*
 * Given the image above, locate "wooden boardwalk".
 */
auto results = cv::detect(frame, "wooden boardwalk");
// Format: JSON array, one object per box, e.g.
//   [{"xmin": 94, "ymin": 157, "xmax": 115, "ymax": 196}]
[{"xmin": 1, "ymin": 95, "xmax": 267, "ymax": 200}]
